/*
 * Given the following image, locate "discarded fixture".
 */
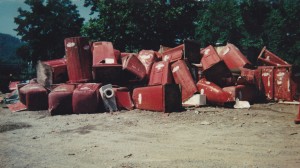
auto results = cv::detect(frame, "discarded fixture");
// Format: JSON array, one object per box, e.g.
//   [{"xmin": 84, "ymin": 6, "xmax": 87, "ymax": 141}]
[
  {"xmin": 196, "ymin": 78, "xmax": 234, "ymax": 106},
  {"xmin": 218, "ymin": 43, "xmax": 252, "ymax": 71},
  {"xmin": 137, "ymin": 50, "xmax": 158, "ymax": 76},
  {"xmin": 148, "ymin": 61, "xmax": 173, "ymax": 86},
  {"xmin": 162, "ymin": 44, "xmax": 184, "ymax": 62},
  {"xmin": 274, "ymin": 66, "xmax": 295, "ymax": 101},
  {"xmin": 64, "ymin": 37, "xmax": 92, "ymax": 83},
  {"xmin": 99, "ymin": 84, "xmax": 118, "ymax": 112},
  {"xmin": 48, "ymin": 84, "xmax": 76, "ymax": 115},
  {"xmin": 200, "ymin": 45, "xmax": 222, "ymax": 71},
  {"xmin": 19, "ymin": 83, "xmax": 48, "ymax": 111},
  {"xmin": 72, "ymin": 83, "xmax": 102, "ymax": 114},
  {"xmin": 202, "ymin": 61, "xmax": 234, "ymax": 87},
  {"xmin": 36, "ymin": 58, "xmax": 68, "ymax": 87},
  {"xmin": 183, "ymin": 39, "xmax": 201, "ymax": 64},
  {"xmin": 222, "ymin": 85, "xmax": 257, "ymax": 103},
  {"xmin": 122, "ymin": 54, "xmax": 147, "ymax": 80},
  {"xmin": 258, "ymin": 66, "xmax": 275, "ymax": 100},
  {"xmin": 92, "ymin": 41, "xmax": 118, "ymax": 65},
  {"xmin": 112, "ymin": 86, "xmax": 134, "ymax": 110},
  {"xmin": 132, "ymin": 84, "xmax": 182, "ymax": 112},
  {"xmin": 182, "ymin": 90, "xmax": 206, "ymax": 107},
  {"xmin": 257, "ymin": 46, "xmax": 290, "ymax": 66},
  {"xmin": 171, "ymin": 60, "xmax": 198, "ymax": 102}
]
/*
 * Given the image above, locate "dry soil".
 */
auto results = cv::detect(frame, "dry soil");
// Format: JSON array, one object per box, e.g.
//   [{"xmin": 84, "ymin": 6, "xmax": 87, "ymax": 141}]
[{"xmin": 0, "ymin": 103, "xmax": 300, "ymax": 168}]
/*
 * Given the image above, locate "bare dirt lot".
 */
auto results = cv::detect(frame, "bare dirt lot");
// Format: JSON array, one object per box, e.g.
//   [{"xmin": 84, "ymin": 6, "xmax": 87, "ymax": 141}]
[{"xmin": 0, "ymin": 103, "xmax": 300, "ymax": 168}]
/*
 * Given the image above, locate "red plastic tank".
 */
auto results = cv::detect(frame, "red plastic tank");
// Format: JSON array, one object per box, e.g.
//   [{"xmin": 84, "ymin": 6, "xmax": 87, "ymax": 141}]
[
  {"xmin": 112, "ymin": 87, "xmax": 134, "ymax": 110},
  {"xmin": 137, "ymin": 50, "xmax": 157, "ymax": 76},
  {"xmin": 257, "ymin": 47, "xmax": 290, "ymax": 66},
  {"xmin": 196, "ymin": 78, "xmax": 234, "ymax": 106},
  {"xmin": 222, "ymin": 85, "xmax": 258, "ymax": 102},
  {"xmin": 64, "ymin": 37, "xmax": 92, "ymax": 83},
  {"xmin": 202, "ymin": 61, "xmax": 234, "ymax": 87},
  {"xmin": 162, "ymin": 44, "xmax": 184, "ymax": 62},
  {"xmin": 72, "ymin": 83, "xmax": 102, "ymax": 114},
  {"xmin": 171, "ymin": 60, "xmax": 198, "ymax": 102},
  {"xmin": 274, "ymin": 66, "xmax": 295, "ymax": 101},
  {"xmin": 48, "ymin": 84, "xmax": 76, "ymax": 115},
  {"xmin": 92, "ymin": 41, "xmax": 118, "ymax": 65},
  {"xmin": 37, "ymin": 58, "xmax": 68, "ymax": 87},
  {"xmin": 219, "ymin": 43, "xmax": 251, "ymax": 71},
  {"xmin": 92, "ymin": 64, "xmax": 123, "ymax": 84},
  {"xmin": 258, "ymin": 66, "xmax": 274, "ymax": 100},
  {"xmin": 132, "ymin": 84, "xmax": 182, "ymax": 112},
  {"xmin": 200, "ymin": 45, "xmax": 222, "ymax": 71},
  {"xmin": 148, "ymin": 61, "xmax": 173, "ymax": 86},
  {"xmin": 122, "ymin": 54, "xmax": 146, "ymax": 80},
  {"xmin": 19, "ymin": 84, "xmax": 48, "ymax": 111}
]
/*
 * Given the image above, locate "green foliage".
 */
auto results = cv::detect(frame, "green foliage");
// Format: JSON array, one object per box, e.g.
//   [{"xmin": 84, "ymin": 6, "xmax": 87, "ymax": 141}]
[
  {"xmin": 14, "ymin": 0, "xmax": 84, "ymax": 65},
  {"xmin": 82, "ymin": 0, "xmax": 201, "ymax": 51},
  {"xmin": 194, "ymin": 0, "xmax": 300, "ymax": 65}
]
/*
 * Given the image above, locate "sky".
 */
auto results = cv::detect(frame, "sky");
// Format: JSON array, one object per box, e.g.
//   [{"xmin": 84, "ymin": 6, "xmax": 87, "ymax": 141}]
[{"xmin": 0, "ymin": 0, "xmax": 94, "ymax": 38}]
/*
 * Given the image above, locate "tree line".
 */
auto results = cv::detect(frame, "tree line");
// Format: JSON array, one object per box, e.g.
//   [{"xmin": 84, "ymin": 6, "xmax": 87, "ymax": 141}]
[{"xmin": 14, "ymin": 0, "xmax": 300, "ymax": 71}]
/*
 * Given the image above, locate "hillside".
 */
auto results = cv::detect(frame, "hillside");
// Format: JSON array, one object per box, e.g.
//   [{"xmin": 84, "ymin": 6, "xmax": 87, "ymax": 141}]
[{"xmin": 0, "ymin": 33, "xmax": 23, "ymax": 63}]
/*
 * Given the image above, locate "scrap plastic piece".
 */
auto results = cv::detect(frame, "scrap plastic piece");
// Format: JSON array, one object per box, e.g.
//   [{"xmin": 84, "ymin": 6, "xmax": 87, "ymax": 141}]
[
  {"xmin": 9, "ymin": 81, "xmax": 20, "ymax": 91},
  {"xmin": 7, "ymin": 101, "xmax": 27, "ymax": 112},
  {"xmin": 233, "ymin": 98, "xmax": 250, "ymax": 109},
  {"xmin": 99, "ymin": 84, "xmax": 118, "ymax": 112},
  {"xmin": 182, "ymin": 92, "xmax": 206, "ymax": 107}
]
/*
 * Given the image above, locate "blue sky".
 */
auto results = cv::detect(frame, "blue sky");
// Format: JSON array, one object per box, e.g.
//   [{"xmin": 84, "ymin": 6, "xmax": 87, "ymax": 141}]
[{"xmin": 0, "ymin": 0, "xmax": 94, "ymax": 38}]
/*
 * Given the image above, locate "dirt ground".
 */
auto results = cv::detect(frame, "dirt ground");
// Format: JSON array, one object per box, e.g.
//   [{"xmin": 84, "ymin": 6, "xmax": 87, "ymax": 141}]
[{"xmin": 0, "ymin": 102, "xmax": 300, "ymax": 168}]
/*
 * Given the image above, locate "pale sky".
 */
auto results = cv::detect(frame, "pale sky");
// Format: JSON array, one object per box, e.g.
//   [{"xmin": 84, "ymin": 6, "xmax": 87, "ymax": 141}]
[{"xmin": 0, "ymin": 0, "xmax": 95, "ymax": 38}]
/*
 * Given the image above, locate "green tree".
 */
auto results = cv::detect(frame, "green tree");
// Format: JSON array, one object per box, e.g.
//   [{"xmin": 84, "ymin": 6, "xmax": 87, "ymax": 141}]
[
  {"xmin": 82, "ymin": 0, "xmax": 201, "ymax": 51},
  {"xmin": 194, "ymin": 0, "xmax": 244, "ymax": 47},
  {"xmin": 14, "ymin": 0, "xmax": 84, "ymax": 65}
]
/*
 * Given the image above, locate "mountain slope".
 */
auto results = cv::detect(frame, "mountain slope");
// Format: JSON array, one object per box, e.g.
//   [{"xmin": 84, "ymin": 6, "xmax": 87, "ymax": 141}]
[{"xmin": 0, "ymin": 33, "xmax": 23, "ymax": 63}]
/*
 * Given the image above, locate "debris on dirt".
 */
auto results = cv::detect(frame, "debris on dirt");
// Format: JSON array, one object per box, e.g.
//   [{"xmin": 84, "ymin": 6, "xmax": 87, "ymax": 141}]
[
  {"xmin": 0, "ymin": 122, "xmax": 31, "ymax": 133},
  {"xmin": 200, "ymin": 121, "xmax": 211, "ymax": 125},
  {"xmin": 124, "ymin": 154, "xmax": 133, "ymax": 158}
]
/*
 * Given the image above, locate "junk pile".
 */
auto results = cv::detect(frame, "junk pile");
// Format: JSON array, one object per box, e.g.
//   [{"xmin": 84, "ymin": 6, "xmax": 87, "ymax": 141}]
[{"xmin": 3, "ymin": 37, "xmax": 300, "ymax": 115}]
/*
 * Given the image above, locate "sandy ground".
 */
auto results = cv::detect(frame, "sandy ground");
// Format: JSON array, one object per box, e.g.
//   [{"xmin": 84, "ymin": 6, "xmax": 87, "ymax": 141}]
[{"xmin": 0, "ymin": 102, "xmax": 300, "ymax": 168}]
